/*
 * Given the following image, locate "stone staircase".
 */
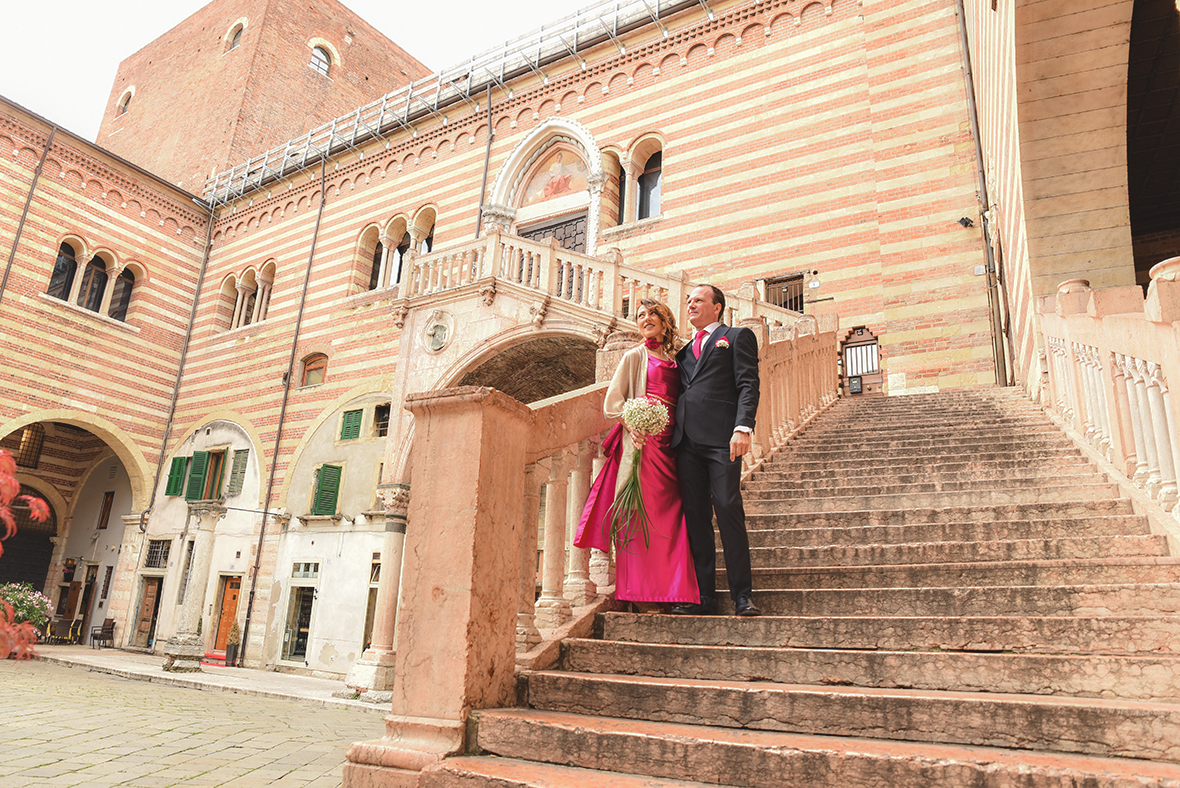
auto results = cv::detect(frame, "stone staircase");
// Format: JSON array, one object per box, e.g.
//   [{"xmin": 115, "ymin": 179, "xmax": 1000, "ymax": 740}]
[{"xmin": 421, "ymin": 389, "xmax": 1180, "ymax": 787}]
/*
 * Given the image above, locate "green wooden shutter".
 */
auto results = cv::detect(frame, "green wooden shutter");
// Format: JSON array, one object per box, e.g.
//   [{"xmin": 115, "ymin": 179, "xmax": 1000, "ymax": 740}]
[
  {"xmin": 184, "ymin": 451, "xmax": 210, "ymax": 501},
  {"xmin": 226, "ymin": 449, "xmax": 249, "ymax": 496},
  {"xmin": 340, "ymin": 410, "xmax": 363, "ymax": 440},
  {"xmin": 312, "ymin": 464, "xmax": 342, "ymax": 515},
  {"xmin": 165, "ymin": 456, "xmax": 188, "ymax": 496}
]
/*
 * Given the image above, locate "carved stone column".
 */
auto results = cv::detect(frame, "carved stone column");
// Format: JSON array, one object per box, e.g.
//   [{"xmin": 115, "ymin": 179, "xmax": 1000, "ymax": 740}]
[
  {"xmin": 564, "ymin": 440, "xmax": 596, "ymax": 607},
  {"xmin": 587, "ymin": 436, "xmax": 614, "ymax": 589},
  {"xmin": 345, "ymin": 482, "xmax": 409, "ymax": 692},
  {"xmin": 162, "ymin": 503, "xmax": 223, "ymax": 672},
  {"xmin": 535, "ymin": 450, "xmax": 572, "ymax": 629}
]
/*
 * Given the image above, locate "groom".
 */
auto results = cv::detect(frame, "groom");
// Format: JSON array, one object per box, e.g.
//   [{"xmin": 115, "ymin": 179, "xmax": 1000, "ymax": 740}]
[{"xmin": 671, "ymin": 284, "xmax": 761, "ymax": 616}]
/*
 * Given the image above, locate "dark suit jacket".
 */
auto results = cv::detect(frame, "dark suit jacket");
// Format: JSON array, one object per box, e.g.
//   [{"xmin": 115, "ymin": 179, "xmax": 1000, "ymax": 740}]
[{"xmin": 672, "ymin": 324, "xmax": 760, "ymax": 449}]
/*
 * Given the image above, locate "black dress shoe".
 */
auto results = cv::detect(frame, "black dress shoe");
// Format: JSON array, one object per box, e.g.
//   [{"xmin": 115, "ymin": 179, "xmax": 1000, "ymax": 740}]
[
  {"xmin": 734, "ymin": 595, "xmax": 761, "ymax": 616},
  {"xmin": 670, "ymin": 597, "xmax": 716, "ymax": 615}
]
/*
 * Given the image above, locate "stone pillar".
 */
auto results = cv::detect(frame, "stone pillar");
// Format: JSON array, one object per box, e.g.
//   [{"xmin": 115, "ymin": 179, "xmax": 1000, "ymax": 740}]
[
  {"xmin": 517, "ymin": 464, "xmax": 543, "ymax": 652},
  {"xmin": 535, "ymin": 450, "xmax": 572, "ymax": 629},
  {"xmin": 377, "ymin": 235, "xmax": 394, "ymax": 288},
  {"xmin": 345, "ymin": 482, "xmax": 409, "ymax": 692},
  {"xmin": 162, "ymin": 504, "xmax": 222, "ymax": 672},
  {"xmin": 564, "ymin": 440, "xmax": 596, "ymax": 607},
  {"xmin": 98, "ymin": 263, "xmax": 121, "ymax": 316},
  {"xmin": 343, "ymin": 387, "xmax": 532, "ymax": 786}
]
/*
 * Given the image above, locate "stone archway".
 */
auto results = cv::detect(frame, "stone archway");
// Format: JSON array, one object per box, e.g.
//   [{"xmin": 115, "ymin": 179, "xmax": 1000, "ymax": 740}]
[{"xmin": 455, "ymin": 335, "xmax": 599, "ymax": 404}]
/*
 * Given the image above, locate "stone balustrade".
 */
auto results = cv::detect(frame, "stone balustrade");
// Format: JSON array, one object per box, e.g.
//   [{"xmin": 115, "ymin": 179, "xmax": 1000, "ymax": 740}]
[
  {"xmin": 343, "ymin": 316, "xmax": 839, "ymax": 786},
  {"xmin": 1038, "ymin": 260, "xmax": 1180, "ymax": 521}
]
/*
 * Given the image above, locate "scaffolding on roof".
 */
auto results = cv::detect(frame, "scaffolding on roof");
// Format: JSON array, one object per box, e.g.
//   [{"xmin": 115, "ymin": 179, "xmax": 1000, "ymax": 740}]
[{"xmin": 202, "ymin": 0, "xmax": 699, "ymax": 206}]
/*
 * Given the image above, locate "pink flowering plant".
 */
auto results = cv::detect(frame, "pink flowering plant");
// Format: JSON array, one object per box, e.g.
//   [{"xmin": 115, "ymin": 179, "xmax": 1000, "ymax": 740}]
[
  {"xmin": 605, "ymin": 396, "xmax": 670, "ymax": 552},
  {"xmin": 0, "ymin": 583, "xmax": 54, "ymax": 631}
]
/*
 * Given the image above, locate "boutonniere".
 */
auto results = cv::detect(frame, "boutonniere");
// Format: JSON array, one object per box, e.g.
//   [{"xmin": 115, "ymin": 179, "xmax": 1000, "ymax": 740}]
[{"xmin": 715, "ymin": 337, "xmax": 730, "ymax": 349}]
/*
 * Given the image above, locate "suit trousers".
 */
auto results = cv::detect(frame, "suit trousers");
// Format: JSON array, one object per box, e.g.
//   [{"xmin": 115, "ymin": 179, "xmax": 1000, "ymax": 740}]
[{"xmin": 676, "ymin": 435, "xmax": 753, "ymax": 602}]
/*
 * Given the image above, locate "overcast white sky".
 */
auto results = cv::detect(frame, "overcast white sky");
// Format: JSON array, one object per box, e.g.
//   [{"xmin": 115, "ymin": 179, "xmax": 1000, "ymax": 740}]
[{"xmin": 6, "ymin": 0, "xmax": 596, "ymax": 141}]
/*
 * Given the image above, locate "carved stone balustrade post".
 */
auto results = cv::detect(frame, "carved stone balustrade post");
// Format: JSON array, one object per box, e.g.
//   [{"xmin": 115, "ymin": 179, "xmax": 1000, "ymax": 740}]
[
  {"xmin": 345, "ymin": 482, "xmax": 409, "ymax": 692},
  {"xmin": 535, "ymin": 450, "xmax": 572, "ymax": 629},
  {"xmin": 564, "ymin": 439, "xmax": 597, "ymax": 607},
  {"xmin": 1109, "ymin": 353, "xmax": 1139, "ymax": 478},
  {"xmin": 516, "ymin": 464, "xmax": 544, "ymax": 652},
  {"xmin": 162, "ymin": 503, "xmax": 223, "ymax": 672},
  {"xmin": 1118, "ymin": 354, "xmax": 1151, "ymax": 486},
  {"xmin": 1146, "ymin": 363, "xmax": 1179, "ymax": 509},
  {"xmin": 1131, "ymin": 358, "xmax": 1163, "ymax": 497}
]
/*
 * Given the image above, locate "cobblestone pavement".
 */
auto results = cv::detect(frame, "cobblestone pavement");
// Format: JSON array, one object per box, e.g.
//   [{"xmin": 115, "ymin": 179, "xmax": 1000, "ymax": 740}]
[{"xmin": 0, "ymin": 660, "xmax": 384, "ymax": 787}]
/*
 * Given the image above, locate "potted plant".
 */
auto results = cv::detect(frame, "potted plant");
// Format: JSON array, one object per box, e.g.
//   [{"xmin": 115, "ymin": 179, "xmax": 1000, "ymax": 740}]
[{"xmin": 225, "ymin": 621, "xmax": 241, "ymax": 666}]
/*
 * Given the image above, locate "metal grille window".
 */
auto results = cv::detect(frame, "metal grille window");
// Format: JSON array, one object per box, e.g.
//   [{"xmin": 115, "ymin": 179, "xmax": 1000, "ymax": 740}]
[
  {"xmin": 765, "ymin": 274, "xmax": 805, "ymax": 312},
  {"xmin": 100, "ymin": 566, "xmax": 114, "ymax": 599},
  {"xmin": 844, "ymin": 342, "xmax": 881, "ymax": 376},
  {"xmin": 144, "ymin": 540, "xmax": 171, "ymax": 569},
  {"xmin": 15, "ymin": 424, "xmax": 44, "ymax": 468}
]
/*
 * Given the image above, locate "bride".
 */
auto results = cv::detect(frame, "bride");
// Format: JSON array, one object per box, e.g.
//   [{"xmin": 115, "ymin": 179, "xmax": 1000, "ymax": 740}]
[{"xmin": 574, "ymin": 298, "xmax": 700, "ymax": 610}]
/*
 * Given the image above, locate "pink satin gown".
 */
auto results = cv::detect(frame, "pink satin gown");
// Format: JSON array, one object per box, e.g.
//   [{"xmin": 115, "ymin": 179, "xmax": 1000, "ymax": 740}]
[{"xmin": 574, "ymin": 354, "xmax": 701, "ymax": 604}]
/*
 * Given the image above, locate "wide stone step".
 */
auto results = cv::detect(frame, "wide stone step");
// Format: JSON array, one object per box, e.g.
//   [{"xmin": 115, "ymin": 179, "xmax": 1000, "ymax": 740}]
[
  {"xmin": 563, "ymin": 639, "xmax": 1180, "ymax": 701},
  {"xmin": 801, "ymin": 417, "xmax": 1056, "ymax": 436},
  {"xmin": 754, "ymin": 458, "xmax": 1096, "ymax": 484},
  {"xmin": 744, "ymin": 472, "xmax": 1108, "ymax": 499},
  {"xmin": 722, "ymin": 582, "xmax": 1180, "ymax": 618},
  {"xmin": 526, "ymin": 672, "xmax": 1180, "ymax": 761},
  {"xmin": 469, "ymin": 709, "xmax": 1180, "ymax": 788},
  {"xmin": 747, "ymin": 514, "xmax": 1151, "ymax": 548},
  {"xmin": 731, "ymin": 557, "xmax": 1180, "ymax": 590},
  {"xmin": 747, "ymin": 498, "xmax": 1135, "ymax": 529},
  {"xmin": 745, "ymin": 484, "xmax": 1121, "ymax": 514},
  {"xmin": 786, "ymin": 431, "xmax": 1067, "ymax": 453},
  {"xmin": 783, "ymin": 438, "xmax": 1077, "ymax": 461},
  {"xmin": 765, "ymin": 447, "xmax": 1086, "ymax": 472},
  {"xmin": 421, "ymin": 755, "xmax": 727, "ymax": 788},
  {"xmin": 601, "ymin": 612, "xmax": 1180, "ymax": 654},
  {"xmin": 747, "ymin": 535, "xmax": 1168, "ymax": 567}
]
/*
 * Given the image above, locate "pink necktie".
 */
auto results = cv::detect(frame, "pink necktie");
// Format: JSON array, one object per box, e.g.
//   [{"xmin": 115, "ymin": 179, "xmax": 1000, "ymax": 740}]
[{"xmin": 693, "ymin": 329, "xmax": 707, "ymax": 359}]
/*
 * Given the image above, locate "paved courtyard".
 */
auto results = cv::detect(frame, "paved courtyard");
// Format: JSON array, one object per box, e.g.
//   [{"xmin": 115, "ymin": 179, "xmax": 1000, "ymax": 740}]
[{"xmin": 0, "ymin": 660, "xmax": 384, "ymax": 787}]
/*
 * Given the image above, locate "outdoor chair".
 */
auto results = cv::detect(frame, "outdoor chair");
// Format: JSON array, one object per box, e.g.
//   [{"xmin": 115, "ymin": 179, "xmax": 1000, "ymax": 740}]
[
  {"xmin": 47, "ymin": 619, "xmax": 72, "ymax": 644},
  {"xmin": 90, "ymin": 619, "xmax": 115, "ymax": 649}
]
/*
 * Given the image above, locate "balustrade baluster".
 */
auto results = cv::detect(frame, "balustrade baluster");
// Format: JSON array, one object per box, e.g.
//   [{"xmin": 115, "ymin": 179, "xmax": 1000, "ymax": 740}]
[
  {"xmin": 516, "ymin": 464, "xmax": 543, "ymax": 652},
  {"xmin": 1131, "ymin": 359, "xmax": 1163, "ymax": 497},
  {"xmin": 535, "ymin": 450, "xmax": 572, "ymax": 628},
  {"xmin": 1146, "ymin": 363, "xmax": 1179, "ymax": 508},
  {"xmin": 564, "ymin": 440, "xmax": 596, "ymax": 606},
  {"xmin": 1117, "ymin": 354, "xmax": 1151, "ymax": 486}
]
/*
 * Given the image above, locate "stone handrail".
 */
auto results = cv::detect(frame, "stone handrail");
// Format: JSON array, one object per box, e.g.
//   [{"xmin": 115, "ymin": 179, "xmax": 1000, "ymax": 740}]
[
  {"xmin": 344, "ymin": 318, "xmax": 840, "ymax": 784},
  {"xmin": 1037, "ymin": 262, "xmax": 1180, "ymax": 534},
  {"xmin": 400, "ymin": 230, "xmax": 819, "ymax": 333}
]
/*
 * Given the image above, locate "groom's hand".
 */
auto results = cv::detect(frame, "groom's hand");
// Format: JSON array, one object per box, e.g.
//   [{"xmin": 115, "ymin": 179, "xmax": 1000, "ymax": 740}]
[{"xmin": 730, "ymin": 431, "xmax": 751, "ymax": 462}]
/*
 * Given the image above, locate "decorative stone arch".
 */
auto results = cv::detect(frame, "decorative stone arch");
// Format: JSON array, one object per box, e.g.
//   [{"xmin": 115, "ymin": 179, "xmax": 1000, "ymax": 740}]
[
  {"xmin": 307, "ymin": 37, "xmax": 341, "ymax": 74},
  {"xmin": 355, "ymin": 223, "xmax": 383, "ymax": 290},
  {"xmin": 224, "ymin": 17, "xmax": 249, "ymax": 51},
  {"xmin": 484, "ymin": 117, "xmax": 606, "ymax": 255},
  {"xmin": 0, "ymin": 411, "xmax": 153, "ymax": 512},
  {"xmin": 410, "ymin": 205, "xmax": 437, "ymax": 251},
  {"xmin": 116, "ymin": 87, "xmax": 135, "ymax": 117},
  {"xmin": 90, "ymin": 247, "xmax": 120, "ymax": 273},
  {"xmin": 57, "ymin": 232, "xmax": 90, "ymax": 261},
  {"xmin": 624, "ymin": 132, "xmax": 667, "ymax": 222},
  {"xmin": 11, "ymin": 474, "xmax": 68, "ymax": 538}
]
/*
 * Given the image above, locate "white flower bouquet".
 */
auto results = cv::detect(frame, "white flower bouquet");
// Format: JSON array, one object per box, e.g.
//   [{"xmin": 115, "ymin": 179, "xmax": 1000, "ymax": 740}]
[{"xmin": 605, "ymin": 396, "xmax": 671, "ymax": 551}]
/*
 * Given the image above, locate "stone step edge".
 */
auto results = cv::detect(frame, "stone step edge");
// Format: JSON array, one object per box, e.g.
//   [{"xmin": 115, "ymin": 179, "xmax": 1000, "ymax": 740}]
[
  {"xmin": 746, "ymin": 515, "xmax": 1148, "ymax": 536},
  {"xmin": 746, "ymin": 534, "xmax": 1167, "ymax": 560},
  {"xmin": 746, "ymin": 499, "xmax": 1131, "ymax": 520},
  {"xmin": 735, "ymin": 555, "xmax": 1180, "ymax": 575},
  {"xmin": 423, "ymin": 755, "xmax": 729, "ymax": 788},
  {"xmin": 470, "ymin": 709, "xmax": 1180, "ymax": 786}
]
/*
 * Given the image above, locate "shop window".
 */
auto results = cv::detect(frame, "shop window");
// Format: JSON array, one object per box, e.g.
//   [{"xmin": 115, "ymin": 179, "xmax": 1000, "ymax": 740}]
[
  {"xmin": 15, "ymin": 424, "xmax": 44, "ymax": 468},
  {"xmin": 46, "ymin": 243, "xmax": 77, "ymax": 301},
  {"xmin": 637, "ymin": 152, "xmax": 662, "ymax": 220},
  {"xmin": 301, "ymin": 353, "xmax": 328, "ymax": 387},
  {"xmin": 310, "ymin": 46, "xmax": 331, "ymax": 76},
  {"xmin": 311, "ymin": 465, "xmax": 342, "ymax": 516},
  {"xmin": 340, "ymin": 410, "xmax": 363, "ymax": 440},
  {"xmin": 144, "ymin": 539, "xmax": 171, "ymax": 569},
  {"xmin": 108, "ymin": 268, "xmax": 135, "ymax": 321}
]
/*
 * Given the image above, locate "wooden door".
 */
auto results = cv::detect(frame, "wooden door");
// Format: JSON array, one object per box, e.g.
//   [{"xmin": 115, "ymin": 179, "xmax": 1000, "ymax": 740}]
[
  {"xmin": 64, "ymin": 581, "xmax": 81, "ymax": 619},
  {"xmin": 135, "ymin": 577, "xmax": 161, "ymax": 645},
  {"xmin": 214, "ymin": 576, "xmax": 241, "ymax": 651}
]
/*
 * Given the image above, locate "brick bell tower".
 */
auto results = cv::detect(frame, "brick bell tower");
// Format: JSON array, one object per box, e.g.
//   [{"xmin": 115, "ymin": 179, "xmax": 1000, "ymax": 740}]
[{"xmin": 96, "ymin": 0, "xmax": 431, "ymax": 191}]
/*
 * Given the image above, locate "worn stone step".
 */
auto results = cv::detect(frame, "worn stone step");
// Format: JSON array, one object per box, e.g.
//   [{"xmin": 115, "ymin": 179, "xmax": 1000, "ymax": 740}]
[
  {"xmin": 747, "ymin": 535, "xmax": 1168, "ymax": 567},
  {"xmin": 471, "ymin": 709, "xmax": 1180, "ymax": 788},
  {"xmin": 421, "ymin": 755, "xmax": 727, "ymax": 788},
  {"xmin": 526, "ymin": 671, "xmax": 1180, "ymax": 761},
  {"xmin": 765, "ymin": 447, "xmax": 1086, "ymax": 472},
  {"xmin": 601, "ymin": 612, "xmax": 1180, "ymax": 654},
  {"xmin": 746, "ymin": 498, "xmax": 1135, "ymax": 529},
  {"xmin": 786, "ymin": 430, "xmax": 1067, "ymax": 452},
  {"xmin": 784, "ymin": 437, "xmax": 1077, "ymax": 460},
  {"xmin": 744, "ymin": 472, "xmax": 1108, "ymax": 499},
  {"xmin": 719, "ymin": 582, "xmax": 1180, "ymax": 618},
  {"xmin": 563, "ymin": 639, "xmax": 1180, "ymax": 701},
  {"xmin": 746, "ymin": 483, "xmax": 1121, "ymax": 514},
  {"xmin": 754, "ymin": 459, "xmax": 1096, "ymax": 485},
  {"xmin": 729, "ymin": 557, "xmax": 1180, "ymax": 590},
  {"xmin": 746, "ymin": 514, "xmax": 1151, "ymax": 548}
]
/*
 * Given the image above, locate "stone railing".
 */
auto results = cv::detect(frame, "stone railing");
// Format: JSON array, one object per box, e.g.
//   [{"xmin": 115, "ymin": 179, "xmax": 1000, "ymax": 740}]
[
  {"xmin": 1038, "ymin": 262, "xmax": 1180, "ymax": 532},
  {"xmin": 343, "ymin": 319, "xmax": 840, "ymax": 786},
  {"xmin": 399, "ymin": 230, "xmax": 811, "ymax": 332}
]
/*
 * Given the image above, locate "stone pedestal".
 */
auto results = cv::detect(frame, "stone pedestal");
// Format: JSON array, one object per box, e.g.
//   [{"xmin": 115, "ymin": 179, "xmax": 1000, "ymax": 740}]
[
  {"xmin": 343, "ymin": 387, "xmax": 531, "ymax": 786},
  {"xmin": 162, "ymin": 504, "xmax": 221, "ymax": 672}
]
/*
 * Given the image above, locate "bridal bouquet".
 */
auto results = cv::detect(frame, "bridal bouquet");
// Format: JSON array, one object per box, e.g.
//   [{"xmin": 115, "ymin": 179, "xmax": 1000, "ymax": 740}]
[{"xmin": 605, "ymin": 396, "xmax": 670, "ymax": 551}]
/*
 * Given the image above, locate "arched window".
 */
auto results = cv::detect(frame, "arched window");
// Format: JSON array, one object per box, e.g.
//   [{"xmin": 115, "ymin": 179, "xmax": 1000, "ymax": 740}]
[
  {"xmin": 76, "ymin": 257, "xmax": 108, "ymax": 312},
  {"xmin": 116, "ymin": 91, "xmax": 132, "ymax": 117},
  {"xmin": 15, "ymin": 424, "xmax": 45, "ymax": 469},
  {"xmin": 310, "ymin": 46, "xmax": 331, "ymax": 77},
  {"xmin": 301, "ymin": 354, "xmax": 328, "ymax": 387},
  {"xmin": 108, "ymin": 267, "xmax": 135, "ymax": 321},
  {"xmin": 391, "ymin": 232, "xmax": 411, "ymax": 285},
  {"xmin": 637, "ymin": 151, "xmax": 662, "ymax": 220},
  {"xmin": 368, "ymin": 240, "xmax": 384, "ymax": 290},
  {"xmin": 229, "ymin": 25, "xmax": 243, "ymax": 50},
  {"xmin": 46, "ymin": 243, "xmax": 77, "ymax": 300}
]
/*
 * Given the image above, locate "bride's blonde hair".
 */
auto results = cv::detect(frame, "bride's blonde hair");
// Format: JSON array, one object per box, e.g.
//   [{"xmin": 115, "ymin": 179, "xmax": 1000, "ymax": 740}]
[{"xmin": 636, "ymin": 298, "xmax": 678, "ymax": 356}]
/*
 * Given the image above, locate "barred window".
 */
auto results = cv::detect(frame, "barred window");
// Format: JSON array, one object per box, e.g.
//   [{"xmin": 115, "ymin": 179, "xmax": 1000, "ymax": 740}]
[
  {"xmin": 144, "ymin": 539, "xmax": 171, "ymax": 569},
  {"xmin": 15, "ymin": 424, "xmax": 45, "ymax": 468}
]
